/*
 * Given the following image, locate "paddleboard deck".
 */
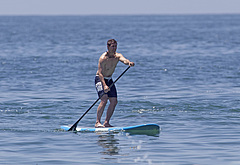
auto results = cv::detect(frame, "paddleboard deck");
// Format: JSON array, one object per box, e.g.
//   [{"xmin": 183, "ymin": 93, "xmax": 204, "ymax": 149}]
[{"xmin": 61, "ymin": 123, "xmax": 160, "ymax": 135}]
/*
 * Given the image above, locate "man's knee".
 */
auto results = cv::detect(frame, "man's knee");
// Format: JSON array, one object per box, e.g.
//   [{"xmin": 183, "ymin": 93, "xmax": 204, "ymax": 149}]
[
  {"xmin": 109, "ymin": 98, "xmax": 118, "ymax": 105},
  {"xmin": 101, "ymin": 94, "xmax": 108, "ymax": 104}
]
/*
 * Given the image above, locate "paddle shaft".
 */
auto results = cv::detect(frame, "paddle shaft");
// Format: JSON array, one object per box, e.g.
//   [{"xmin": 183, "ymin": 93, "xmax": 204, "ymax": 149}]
[{"xmin": 68, "ymin": 66, "xmax": 131, "ymax": 131}]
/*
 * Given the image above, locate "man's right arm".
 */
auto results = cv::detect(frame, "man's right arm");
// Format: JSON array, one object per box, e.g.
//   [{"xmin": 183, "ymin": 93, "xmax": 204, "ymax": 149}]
[{"xmin": 97, "ymin": 58, "xmax": 110, "ymax": 93}]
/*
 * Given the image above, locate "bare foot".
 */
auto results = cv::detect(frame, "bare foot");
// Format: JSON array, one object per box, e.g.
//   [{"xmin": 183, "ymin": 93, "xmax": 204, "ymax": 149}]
[
  {"xmin": 103, "ymin": 123, "xmax": 114, "ymax": 127},
  {"xmin": 95, "ymin": 122, "xmax": 104, "ymax": 128}
]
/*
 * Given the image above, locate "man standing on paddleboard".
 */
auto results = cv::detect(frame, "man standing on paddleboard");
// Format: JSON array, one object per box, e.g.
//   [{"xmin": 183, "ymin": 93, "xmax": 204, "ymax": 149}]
[{"xmin": 95, "ymin": 39, "xmax": 135, "ymax": 128}]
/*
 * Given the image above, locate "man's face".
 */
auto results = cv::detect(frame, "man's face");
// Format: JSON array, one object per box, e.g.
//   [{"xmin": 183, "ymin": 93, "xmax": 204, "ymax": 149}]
[{"xmin": 108, "ymin": 43, "xmax": 117, "ymax": 52}]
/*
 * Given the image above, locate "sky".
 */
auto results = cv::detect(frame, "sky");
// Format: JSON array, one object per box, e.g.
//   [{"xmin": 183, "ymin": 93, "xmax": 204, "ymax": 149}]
[{"xmin": 0, "ymin": 0, "xmax": 240, "ymax": 15}]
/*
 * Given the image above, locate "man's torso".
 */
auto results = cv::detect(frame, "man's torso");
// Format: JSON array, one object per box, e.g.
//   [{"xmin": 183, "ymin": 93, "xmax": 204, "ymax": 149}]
[{"xmin": 98, "ymin": 52, "xmax": 120, "ymax": 77}]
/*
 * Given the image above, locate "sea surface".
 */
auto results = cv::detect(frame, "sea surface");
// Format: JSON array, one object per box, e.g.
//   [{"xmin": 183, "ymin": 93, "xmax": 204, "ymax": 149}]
[{"xmin": 0, "ymin": 15, "xmax": 240, "ymax": 165}]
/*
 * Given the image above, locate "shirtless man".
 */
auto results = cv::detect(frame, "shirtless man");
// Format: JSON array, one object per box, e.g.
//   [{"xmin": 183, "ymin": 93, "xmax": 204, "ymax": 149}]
[{"xmin": 95, "ymin": 39, "xmax": 135, "ymax": 128}]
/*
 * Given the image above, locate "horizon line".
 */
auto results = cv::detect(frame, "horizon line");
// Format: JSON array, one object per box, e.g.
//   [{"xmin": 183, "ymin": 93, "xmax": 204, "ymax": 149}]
[{"xmin": 0, "ymin": 12, "xmax": 240, "ymax": 17}]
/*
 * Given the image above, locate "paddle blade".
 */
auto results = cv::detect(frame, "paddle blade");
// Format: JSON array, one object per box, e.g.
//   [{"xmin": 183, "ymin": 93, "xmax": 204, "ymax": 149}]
[{"xmin": 68, "ymin": 123, "xmax": 77, "ymax": 131}]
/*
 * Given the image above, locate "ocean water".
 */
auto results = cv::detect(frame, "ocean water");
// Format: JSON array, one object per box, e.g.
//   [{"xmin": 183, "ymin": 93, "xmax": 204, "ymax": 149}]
[{"xmin": 0, "ymin": 15, "xmax": 240, "ymax": 164}]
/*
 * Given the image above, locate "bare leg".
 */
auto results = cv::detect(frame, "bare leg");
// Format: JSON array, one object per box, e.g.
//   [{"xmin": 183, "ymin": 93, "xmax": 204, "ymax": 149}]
[
  {"xmin": 103, "ymin": 97, "xmax": 118, "ymax": 127},
  {"xmin": 95, "ymin": 94, "xmax": 108, "ymax": 128}
]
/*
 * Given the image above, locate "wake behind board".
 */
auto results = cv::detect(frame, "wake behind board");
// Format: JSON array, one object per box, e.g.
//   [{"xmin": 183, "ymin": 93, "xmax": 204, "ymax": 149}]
[{"xmin": 61, "ymin": 123, "xmax": 160, "ymax": 135}]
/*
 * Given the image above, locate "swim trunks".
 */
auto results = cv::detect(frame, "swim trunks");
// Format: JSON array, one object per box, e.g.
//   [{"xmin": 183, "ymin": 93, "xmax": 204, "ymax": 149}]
[{"xmin": 95, "ymin": 75, "xmax": 117, "ymax": 98}]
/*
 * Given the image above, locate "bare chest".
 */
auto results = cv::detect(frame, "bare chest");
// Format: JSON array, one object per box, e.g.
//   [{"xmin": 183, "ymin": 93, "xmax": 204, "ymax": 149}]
[
  {"xmin": 104, "ymin": 58, "xmax": 118, "ymax": 69},
  {"xmin": 102, "ymin": 58, "xmax": 119, "ymax": 76}
]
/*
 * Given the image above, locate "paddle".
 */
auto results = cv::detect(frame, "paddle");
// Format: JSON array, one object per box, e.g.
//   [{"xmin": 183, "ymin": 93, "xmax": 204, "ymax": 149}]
[{"xmin": 68, "ymin": 66, "xmax": 131, "ymax": 131}]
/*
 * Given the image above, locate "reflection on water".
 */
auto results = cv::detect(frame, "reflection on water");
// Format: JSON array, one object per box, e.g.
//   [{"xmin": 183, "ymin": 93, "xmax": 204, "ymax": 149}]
[
  {"xmin": 96, "ymin": 132, "xmax": 160, "ymax": 164},
  {"xmin": 126, "ymin": 129, "xmax": 160, "ymax": 136},
  {"xmin": 97, "ymin": 130, "xmax": 159, "ymax": 157},
  {"xmin": 96, "ymin": 126, "xmax": 160, "ymax": 157},
  {"xmin": 97, "ymin": 133, "xmax": 120, "ymax": 156}
]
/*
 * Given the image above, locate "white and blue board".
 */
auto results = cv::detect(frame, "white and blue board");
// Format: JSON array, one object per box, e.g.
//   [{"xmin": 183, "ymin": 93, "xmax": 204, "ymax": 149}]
[{"xmin": 61, "ymin": 123, "xmax": 160, "ymax": 135}]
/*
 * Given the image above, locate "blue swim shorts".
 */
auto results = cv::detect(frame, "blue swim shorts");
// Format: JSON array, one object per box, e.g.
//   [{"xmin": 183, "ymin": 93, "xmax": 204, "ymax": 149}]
[{"xmin": 95, "ymin": 75, "xmax": 117, "ymax": 98}]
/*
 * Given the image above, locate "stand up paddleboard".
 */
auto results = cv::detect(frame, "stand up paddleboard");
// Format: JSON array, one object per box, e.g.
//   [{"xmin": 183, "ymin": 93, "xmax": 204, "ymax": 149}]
[{"xmin": 61, "ymin": 123, "xmax": 160, "ymax": 135}]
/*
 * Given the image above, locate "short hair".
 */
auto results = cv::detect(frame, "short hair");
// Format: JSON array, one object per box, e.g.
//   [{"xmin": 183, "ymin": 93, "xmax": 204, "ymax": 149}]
[{"xmin": 107, "ymin": 39, "xmax": 117, "ymax": 47}]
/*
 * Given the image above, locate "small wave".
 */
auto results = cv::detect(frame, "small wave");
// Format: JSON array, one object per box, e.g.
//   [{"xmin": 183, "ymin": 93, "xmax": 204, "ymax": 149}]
[{"xmin": 0, "ymin": 109, "xmax": 29, "ymax": 114}]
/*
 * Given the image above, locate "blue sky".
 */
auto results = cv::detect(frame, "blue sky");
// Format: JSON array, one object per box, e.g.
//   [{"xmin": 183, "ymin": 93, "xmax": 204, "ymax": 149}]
[{"xmin": 0, "ymin": 0, "xmax": 240, "ymax": 15}]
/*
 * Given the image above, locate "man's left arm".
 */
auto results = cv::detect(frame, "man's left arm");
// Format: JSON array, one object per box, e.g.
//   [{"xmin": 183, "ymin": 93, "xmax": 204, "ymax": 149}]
[{"xmin": 118, "ymin": 53, "xmax": 135, "ymax": 66}]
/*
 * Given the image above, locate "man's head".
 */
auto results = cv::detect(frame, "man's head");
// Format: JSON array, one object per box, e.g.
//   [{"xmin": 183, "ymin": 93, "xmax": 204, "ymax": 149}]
[{"xmin": 107, "ymin": 39, "xmax": 117, "ymax": 53}]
